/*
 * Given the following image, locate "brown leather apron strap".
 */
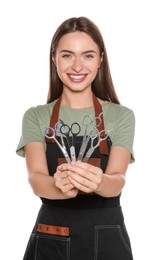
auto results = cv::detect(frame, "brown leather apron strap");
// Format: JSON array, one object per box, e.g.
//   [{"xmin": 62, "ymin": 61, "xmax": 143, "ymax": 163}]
[
  {"xmin": 45, "ymin": 97, "xmax": 62, "ymax": 143},
  {"xmin": 49, "ymin": 96, "xmax": 62, "ymax": 129},
  {"xmin": 46, "ymin": 95, "xmax": 109, "ymax": 155},
  {"xmin": 93, "ymin": 95, "xmax": 109, "ymax": 155}
]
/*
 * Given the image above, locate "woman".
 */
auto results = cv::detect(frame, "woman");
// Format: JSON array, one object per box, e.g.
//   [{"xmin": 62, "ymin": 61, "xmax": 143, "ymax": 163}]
[{"xmin": 16, "ymin": 16, "xmax": 135, "ymax": 260}]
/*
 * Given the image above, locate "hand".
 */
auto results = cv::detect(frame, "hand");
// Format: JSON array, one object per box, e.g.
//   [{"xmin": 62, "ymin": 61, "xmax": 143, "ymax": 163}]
[
  {"xmin": 66, "ymin": 161, "xmax": 103, "ymax": 193},
  {"xmin": 54, "ymin": 163, "xmax": 78, "ymax": 198}
]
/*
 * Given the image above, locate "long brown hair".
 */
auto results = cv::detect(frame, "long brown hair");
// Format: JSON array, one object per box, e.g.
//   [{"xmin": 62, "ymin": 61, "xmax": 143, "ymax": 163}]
[{"xmin": 47, "ymin": 16, "xmax": 120, "ymax": 104}]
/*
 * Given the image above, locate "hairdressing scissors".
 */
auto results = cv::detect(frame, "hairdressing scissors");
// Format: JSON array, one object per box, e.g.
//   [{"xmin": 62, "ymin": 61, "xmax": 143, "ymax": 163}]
[
  {"xmin": 55, "ymin": 119, "xmax": 66, "ymax": 149},
  {"xmin": 82, "ymin": 129, "xmax": 109, "ymax": 162},
  {"xmin": 77, "ymin": 113, "xmax": 103, "ymax": 161},
  {"xmin": 44, "ymin": 126, "xmax": 71, "ymax": 163},
  {"xmin": 60, "ymin": 122, "xmax": 81, "ymax": 161}
]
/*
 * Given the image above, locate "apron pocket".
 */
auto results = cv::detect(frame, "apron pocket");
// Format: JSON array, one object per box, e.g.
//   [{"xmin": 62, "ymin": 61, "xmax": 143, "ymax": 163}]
[
  {"xmin": 94, "ymin": 224, "xmax": 133, "ymax": 260},
  {"xmin": 24, "ymin": 233, "xmax": 70, "ymax": 260}
]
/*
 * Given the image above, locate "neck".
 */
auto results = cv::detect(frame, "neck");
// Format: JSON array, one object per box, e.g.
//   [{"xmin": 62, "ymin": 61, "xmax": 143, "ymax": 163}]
[{"xmin": 61, "ymin": 89, "xmax": 94, "ymax": 109}]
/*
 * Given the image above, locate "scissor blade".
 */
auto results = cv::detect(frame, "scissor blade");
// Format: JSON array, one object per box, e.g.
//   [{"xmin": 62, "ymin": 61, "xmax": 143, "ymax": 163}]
[
  {"xmin": 64, "ymin": 152, "xmax": 72, "ymax": 163},
  {"xmin": 70, "ymin": 146, "xmax": 76, "ymax": 162},
  {"xmin": 82, "ymin": 147, "xmax": 94, "ymax": 162},
  {"xmin": 55, "ymin": 138, "xmax": 71, "ymax": 163},
  {"xmin": 77, "ymin": 135, "xmax": 90, "ymax": 161}
]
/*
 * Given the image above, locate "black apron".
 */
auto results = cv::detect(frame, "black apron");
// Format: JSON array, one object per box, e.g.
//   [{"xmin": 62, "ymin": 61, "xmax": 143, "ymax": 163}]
[{"xmin": 23, "ymin": 96, "xmax": 134, "ymax": 260}]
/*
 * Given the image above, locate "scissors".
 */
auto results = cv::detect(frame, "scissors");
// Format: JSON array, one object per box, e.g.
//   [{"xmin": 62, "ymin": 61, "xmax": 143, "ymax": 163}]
[
  {"xmin": 60, "ymin": 122, "xmax": 81, "ymax": 161},
  {"xmin": 44, "ymin": 126, "xmax": 71, "ymax": 163},
  {"xmin": 55, "ymin": 120, "xmax": 66, "ymax": 149},
  {"xmin": 82, "ymin": 129, "xmax": 109, "ymax": 162},
  {"xmin": 77, "ymin": 113, "xmax": 103, "ymax": 161}
]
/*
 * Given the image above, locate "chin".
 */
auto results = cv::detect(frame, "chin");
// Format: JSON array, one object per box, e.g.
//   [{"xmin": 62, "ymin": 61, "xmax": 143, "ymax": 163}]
[
  {"xmin": 69, "ymin": 87, "xmax": 89, "ymax": 93},
  {"xmin": 65, "ymin": 83, "xmax": 91, "ymax": 92}
]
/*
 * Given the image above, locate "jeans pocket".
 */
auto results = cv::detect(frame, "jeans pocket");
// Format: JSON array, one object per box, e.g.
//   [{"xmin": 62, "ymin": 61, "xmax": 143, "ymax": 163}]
[
  {"xmin": 23, "ymin": 233, "xmax": 70, "ymax": 260},
  {"xmin": 94, "ymin": 224, "xmax": 133, "ymax": 260}
]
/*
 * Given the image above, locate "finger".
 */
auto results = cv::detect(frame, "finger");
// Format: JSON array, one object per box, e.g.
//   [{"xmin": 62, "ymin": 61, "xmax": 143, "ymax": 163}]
[
  {"xmin": 67, "ymin": 167, "xmax": 103, "ymax": 192},
  {"xmin": 55, "ymin": 178, "xmax": 75, "ymax": 192},
  {"xmin": 61, "ymin": 183, "xmax": 76, "ymax": 193},
  {"xmin": 68, "ymin": 176, "xmax": 93, "ymax": 193},
  {"xmin": 55, "ymin": 177, "xmax": 71, "ymax": 186},
  {"xmin": 54, "ymin": 171, "xmax": 68, "ymax": 181},
  {"xmin": 67, "ymin": 165, "xmax": 95, "ymax": 182},
  {"xmin": 63, "ymin": 188, "xmax": 78, "ymax": 198},
  {"xmin": 57, "ymin": 163, "xmax": 70, "ymax": 171},
  {"xmin": 68, "ymin": 173, "xmax": 98, "ymax": 192},
  {"xmin": 70, "ymin": 161, "xmax": 102, "ymax": 176}
]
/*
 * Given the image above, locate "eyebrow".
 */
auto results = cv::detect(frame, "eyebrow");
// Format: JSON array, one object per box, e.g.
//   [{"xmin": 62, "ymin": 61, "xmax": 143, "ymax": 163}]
[{"xmin": 60, "ymin": 50, "xmax": 97, "ymax": 54}]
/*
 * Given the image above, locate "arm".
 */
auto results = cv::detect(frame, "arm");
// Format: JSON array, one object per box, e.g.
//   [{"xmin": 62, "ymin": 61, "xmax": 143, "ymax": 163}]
[
  {"xmin": 97, "ymin": 146, "xmax": 130, "ymax": 197},
  {"xmin": 25, "ymin": 142, "xmax": 78, "ymax": 199},
  {"xmin": 66, "ymin": 146, "xmax": 130, "ymax": 197}
]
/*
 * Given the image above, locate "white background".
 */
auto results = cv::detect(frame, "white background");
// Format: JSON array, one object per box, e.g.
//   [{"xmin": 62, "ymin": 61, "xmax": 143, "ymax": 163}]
[{"xmin": 0, "ymin": 0, "xmax": 155, "ymax": 259}]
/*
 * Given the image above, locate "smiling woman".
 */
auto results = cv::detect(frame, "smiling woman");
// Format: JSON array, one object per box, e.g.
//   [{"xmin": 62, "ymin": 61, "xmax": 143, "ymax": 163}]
[
  {"xmin": 16, "ymin": 16, "xmax": 135, "ymax": 260},
  {"xmin": 47, "ymin": 16, "xmax": 120, "ymax": 104}
]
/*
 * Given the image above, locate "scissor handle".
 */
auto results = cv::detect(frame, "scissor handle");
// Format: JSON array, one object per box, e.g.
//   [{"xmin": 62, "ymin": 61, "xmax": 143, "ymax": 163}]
[
  {"xmin": 60, "ymin": 124, "xmax": 70, "ymax": 136},
  {"xmin": 98, "ymin": 111, "xmax": 104, "ymax": 118},
  {"xmin": 91, "ymin": 129, "xmax": 99, "ymax": 141},
  {"xmin": 55, "ymin": 119, "xmax": 64, "ymax": 134},
  {"xmin": 93, "ymin": 115, "xmax": 102, "ymax": 127},
  {"xmin": 44, "ymin": 127, "xmax": 55, "ymax": 139},
  {"xmin": 82, "ymin": 115, "xmax": 93, "ymax": 126},
  {"xmin": 71, "ymin": 122, "xmax": 81, "ymax": 135},
  {"xmin": 99, "ymin": 129, "xmax": 109, "ymax": 140}
]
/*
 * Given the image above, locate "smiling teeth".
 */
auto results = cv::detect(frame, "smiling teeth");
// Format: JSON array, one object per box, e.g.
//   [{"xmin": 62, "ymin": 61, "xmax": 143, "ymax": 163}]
[{"xmin": 70, "ymin": 75, "xmax": 85, "ymax": 79}]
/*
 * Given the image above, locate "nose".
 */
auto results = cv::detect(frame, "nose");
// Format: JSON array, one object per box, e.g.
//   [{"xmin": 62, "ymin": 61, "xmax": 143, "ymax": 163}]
[{"xmin": 72, "ymin": 57, "xmax": 83, "ymax": 72}]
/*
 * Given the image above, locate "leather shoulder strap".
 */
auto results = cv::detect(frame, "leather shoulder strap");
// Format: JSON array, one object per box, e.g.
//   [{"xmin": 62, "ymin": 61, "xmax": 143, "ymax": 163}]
[{"xmin": 93, "ymin": 95, "xmax": 109, "ymax": 155}]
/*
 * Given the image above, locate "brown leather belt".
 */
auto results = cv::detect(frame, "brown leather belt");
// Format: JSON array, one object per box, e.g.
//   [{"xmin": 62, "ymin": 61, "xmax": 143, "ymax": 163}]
[{"xmin": 37, "ymin": 223, "xmax": 69, "ymax": 236}]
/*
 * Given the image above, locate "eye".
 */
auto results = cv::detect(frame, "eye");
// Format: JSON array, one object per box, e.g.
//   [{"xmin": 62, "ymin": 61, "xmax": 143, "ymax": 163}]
[
  {"xmin": 84, "ymin": 54, "xmax": 94, "ymax": 59},
  {"xmin": 61, "ymin": 53, "xmax": 72, "ymax": 59}
]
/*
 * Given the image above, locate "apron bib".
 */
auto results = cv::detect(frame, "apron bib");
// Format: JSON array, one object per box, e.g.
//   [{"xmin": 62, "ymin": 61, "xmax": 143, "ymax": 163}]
[{"xmin": 23, "ymin": 96, "xmax": 133, "ymax": 260}]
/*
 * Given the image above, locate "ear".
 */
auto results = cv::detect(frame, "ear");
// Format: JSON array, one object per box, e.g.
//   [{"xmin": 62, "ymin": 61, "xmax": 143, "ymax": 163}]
[{"xmin": 52, "ymin": 55, "xmax": 56, "ymax": 66}]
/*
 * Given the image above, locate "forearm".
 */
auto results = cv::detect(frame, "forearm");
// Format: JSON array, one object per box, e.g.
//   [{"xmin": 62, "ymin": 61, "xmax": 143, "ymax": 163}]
[
  {"xmin": 96, "ymin": 173, "xmax": 126, "ymax": 197},
  {"xmin": 25, "ymin": 143, "xmax": 71, "ymax": 200},
  {"xmin": 28, "ymin": 172, "xmax": 69, "ymax": 200}
]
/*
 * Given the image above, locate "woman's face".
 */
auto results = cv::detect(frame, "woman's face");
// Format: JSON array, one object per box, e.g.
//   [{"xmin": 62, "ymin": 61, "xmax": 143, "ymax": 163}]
[{"xmin": 53, "ymin": 32, "xmax": 102, "ymax": 93}]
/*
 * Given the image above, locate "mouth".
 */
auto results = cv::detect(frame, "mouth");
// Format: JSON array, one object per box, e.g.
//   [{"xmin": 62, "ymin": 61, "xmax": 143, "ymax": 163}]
[{"xmin": 67, "ymin": 73, "xmax": 87, "ymax": 83}]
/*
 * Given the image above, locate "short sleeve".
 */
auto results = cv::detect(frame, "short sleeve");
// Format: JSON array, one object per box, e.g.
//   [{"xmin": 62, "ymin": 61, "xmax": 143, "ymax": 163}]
[
  {"xmin": 111, "ymin": 107, "xmax": 135, "ymax": 163},
  {"xmin": 16, "ymin": 107, "xmax": 45, "ymax": 157}
]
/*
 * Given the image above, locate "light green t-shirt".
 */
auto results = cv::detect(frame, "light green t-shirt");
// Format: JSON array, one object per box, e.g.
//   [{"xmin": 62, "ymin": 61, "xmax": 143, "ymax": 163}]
[{"xmin": 16, "ymin": 100, "xmax": 135, "ymax": 163}]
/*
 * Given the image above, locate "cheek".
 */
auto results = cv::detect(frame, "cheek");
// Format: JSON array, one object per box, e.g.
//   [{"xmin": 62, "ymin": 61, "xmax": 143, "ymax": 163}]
[
  {"xmin": 89, "ymin": 59, "xmax": 101, "ymax": 70},
  {"xmin": 90, "ymin": 63, "xmax": 100, "ymax": 75},
  {"xmin": 56, "ymin": 59, "xmax": 71, "ymax": 73},
  {"xmin": 88, "ymin": 66, "xmax": 99, "ymax": 81},
  {"xmin": 56, "ymin": 63, "xmax": 70, "ymax": 81}
]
